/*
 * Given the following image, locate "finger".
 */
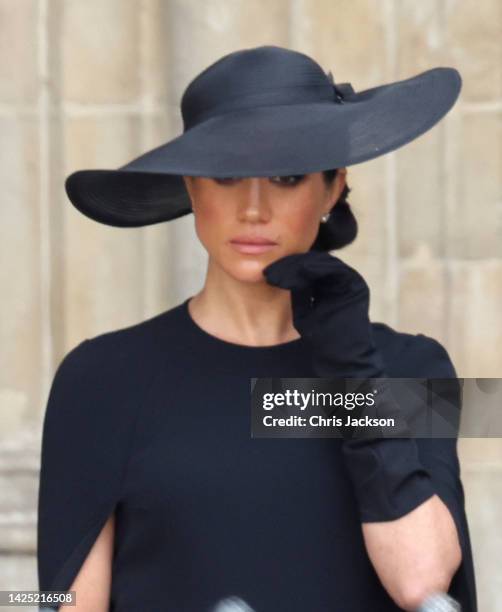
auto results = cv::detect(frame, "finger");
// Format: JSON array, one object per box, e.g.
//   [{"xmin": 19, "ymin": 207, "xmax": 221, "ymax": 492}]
[
  {"xmin": 262, "ymin": 253, "xmax": 312, "ymax": 290},
  {"xmin": 300, "ymin": 252, "xmax": 360, "ymax": 285},
  {"xmin": 298, "ymin": 253, "xmax": 369, "ymax": 301}
]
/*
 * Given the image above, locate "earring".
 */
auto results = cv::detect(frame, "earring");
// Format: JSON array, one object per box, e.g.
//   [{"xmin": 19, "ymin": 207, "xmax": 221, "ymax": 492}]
[{"xmin": 320, "ymin": 212, "xmax": 330, "ymax": 224}]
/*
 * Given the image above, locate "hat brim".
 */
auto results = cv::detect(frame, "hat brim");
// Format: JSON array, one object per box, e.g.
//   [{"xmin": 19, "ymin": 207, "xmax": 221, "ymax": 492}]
[{"xmin": 65, "ymin": 66, "xmax": 461, "ymax": 227}]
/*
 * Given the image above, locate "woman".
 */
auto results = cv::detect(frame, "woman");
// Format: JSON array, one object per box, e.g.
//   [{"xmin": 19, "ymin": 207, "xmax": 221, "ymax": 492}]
[{"xmin": 37, "ymin": 46, "xmax": 477, "ymax": 611}]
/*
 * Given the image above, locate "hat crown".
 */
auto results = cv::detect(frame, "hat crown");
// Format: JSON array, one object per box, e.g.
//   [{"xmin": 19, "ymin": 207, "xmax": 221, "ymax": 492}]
[{"xmin": 181, "ymin": 45, "xmax": 336, "ymax": 131}]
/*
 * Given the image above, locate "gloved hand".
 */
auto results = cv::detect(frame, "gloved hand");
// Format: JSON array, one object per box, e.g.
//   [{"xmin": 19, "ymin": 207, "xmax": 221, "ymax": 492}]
[
  {"xmin": 263, "ymin": 250, "xmax": 436, "ymax": 522},
  {"xmin": 263, "ymin": 250, "xmax": 385, "ymax": 378}
]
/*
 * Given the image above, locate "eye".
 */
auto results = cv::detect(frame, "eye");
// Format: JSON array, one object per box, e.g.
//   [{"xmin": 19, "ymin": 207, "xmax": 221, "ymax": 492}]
[
  {"xmin": 271, "ymin": 175, "xmax": 306, "ymax": 186},
  {"xmin": 213, "ymin": 175, "xmax": 306, "ymax": 186},
  {"xmin": 213, "ymin": 177, "xmax": 239, "ymax": 185}
]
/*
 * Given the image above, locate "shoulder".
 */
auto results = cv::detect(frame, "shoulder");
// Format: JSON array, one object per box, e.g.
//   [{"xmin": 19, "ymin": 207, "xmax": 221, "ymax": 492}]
[
  {"xmin": 371, "ymin": 321, "xmax": 457, "ymax": 378},
  {"xmin": 46, "ymin": 302, "xmax": 186, "ymax": 431},
  {"xmin": 54, "ymin": 302, "xmax": 184, "ymax": 384}
]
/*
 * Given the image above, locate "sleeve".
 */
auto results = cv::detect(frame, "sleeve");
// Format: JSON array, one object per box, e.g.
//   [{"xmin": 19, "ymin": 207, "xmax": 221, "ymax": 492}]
[
  {"xmin": 342, "ymin": 332, "xmax": 477, "ymax": 610},
  {"xmin": 411, "ymin": 334, "xmax": 478, "ymax": 612},
  {"xmin": 36, "ymin": 337, "xmax": 141, "ymax": 607}
]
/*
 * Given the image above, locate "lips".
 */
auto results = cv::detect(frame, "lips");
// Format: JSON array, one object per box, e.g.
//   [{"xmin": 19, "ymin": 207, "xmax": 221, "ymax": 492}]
[
  {"xmin": 229, "ymin": 236, "xmax": 278, "ymax": 255},
  {"xmin": 230, "ymin": 236, "xmax": 277, "ymax": 245}
]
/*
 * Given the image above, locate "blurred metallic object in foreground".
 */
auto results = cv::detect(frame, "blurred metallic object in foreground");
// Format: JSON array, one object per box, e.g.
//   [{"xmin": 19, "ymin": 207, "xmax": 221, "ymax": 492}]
[
  {"xmin": 417, "ymin": 592, "xmax": 461, "ymax": 611},
  {"xmin": 211, "ymin": 595, "xmax": 256, "ymax": 612}
]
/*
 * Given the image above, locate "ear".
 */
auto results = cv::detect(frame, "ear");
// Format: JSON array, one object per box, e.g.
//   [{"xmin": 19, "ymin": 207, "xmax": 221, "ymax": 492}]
[
  {"xmin": 182, "ymin": 176, "xmax": 194, "ymax": 204},
  {"xmin": 325, "ymin": 168, "xmax": 347, "ymax": 214},
  {"xmin": 335, "ymin": 167, "xmax": 347, "ymax": 197}
]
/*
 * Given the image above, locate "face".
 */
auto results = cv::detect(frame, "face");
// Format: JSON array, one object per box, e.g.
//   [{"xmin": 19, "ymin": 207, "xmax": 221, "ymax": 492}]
[{"xmin": 182, "ymin": 170, "xmax": 347, "ymax": 283}]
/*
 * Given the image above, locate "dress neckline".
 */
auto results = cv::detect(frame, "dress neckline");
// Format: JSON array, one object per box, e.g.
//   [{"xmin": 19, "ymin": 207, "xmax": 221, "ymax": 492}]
[{"xmin": 180, "ymin": 296, "xmax": 305, "ymax": 354}]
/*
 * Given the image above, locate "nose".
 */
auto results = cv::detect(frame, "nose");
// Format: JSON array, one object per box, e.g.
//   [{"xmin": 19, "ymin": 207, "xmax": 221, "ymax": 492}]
[{"xmin": 237, "ymin": 177, "xmax": 271, "ymax": 222}]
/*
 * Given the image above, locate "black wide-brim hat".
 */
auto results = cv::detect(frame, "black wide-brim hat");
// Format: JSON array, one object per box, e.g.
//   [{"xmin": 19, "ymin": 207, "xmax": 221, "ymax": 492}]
[{"xmin": 65, "ymin": 45, "xmax": 462, "ymax": 228}]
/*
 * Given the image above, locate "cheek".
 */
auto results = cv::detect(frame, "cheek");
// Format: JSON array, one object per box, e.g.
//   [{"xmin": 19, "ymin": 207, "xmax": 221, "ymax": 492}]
[
  {"xmin": 193, "ymin": 202, "xmax": 227, "ymax": 248},
  {"xmin": 281, "ymin": 204, "xmax": 321, "ymax": 248}
]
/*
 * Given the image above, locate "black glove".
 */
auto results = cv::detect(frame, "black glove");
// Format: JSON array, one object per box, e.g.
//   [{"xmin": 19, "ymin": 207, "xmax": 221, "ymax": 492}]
[
  {"xmin": 263, "ymin": 250, "xmax": 436, "ymax": 522},
  {"xmin": 263, "ymin": 250, "xmax": 385, "ymax": 378}
]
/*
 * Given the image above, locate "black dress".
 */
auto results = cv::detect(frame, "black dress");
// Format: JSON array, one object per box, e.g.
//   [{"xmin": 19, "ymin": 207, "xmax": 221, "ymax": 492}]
[{"xmin": 37, "ymin": 297, "xmax": 477, "ymax": 612}]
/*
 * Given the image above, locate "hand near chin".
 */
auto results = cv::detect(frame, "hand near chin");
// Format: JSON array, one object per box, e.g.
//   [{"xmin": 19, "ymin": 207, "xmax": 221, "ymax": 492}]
[{"xmin": 262, "ymin": 250, "xmax": 386, "ymax": 378}]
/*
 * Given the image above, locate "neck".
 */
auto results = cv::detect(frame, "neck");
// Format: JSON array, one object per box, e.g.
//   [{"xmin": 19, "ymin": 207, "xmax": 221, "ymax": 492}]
[{"xmin": 188, "ymin": 258, "xmax": 300, "ymax": 347}]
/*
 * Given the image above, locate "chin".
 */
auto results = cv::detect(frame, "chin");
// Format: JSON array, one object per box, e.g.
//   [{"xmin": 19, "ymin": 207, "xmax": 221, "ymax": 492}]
[{"xmin": 225, "ymin": 259, "xmax": 274, "ymax": 284}]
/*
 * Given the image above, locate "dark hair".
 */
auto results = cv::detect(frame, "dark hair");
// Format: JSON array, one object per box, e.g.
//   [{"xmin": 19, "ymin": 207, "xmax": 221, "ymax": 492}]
[{"xmin": 310, "ymin": 168, "xmax": 357, "ymax": 251}]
